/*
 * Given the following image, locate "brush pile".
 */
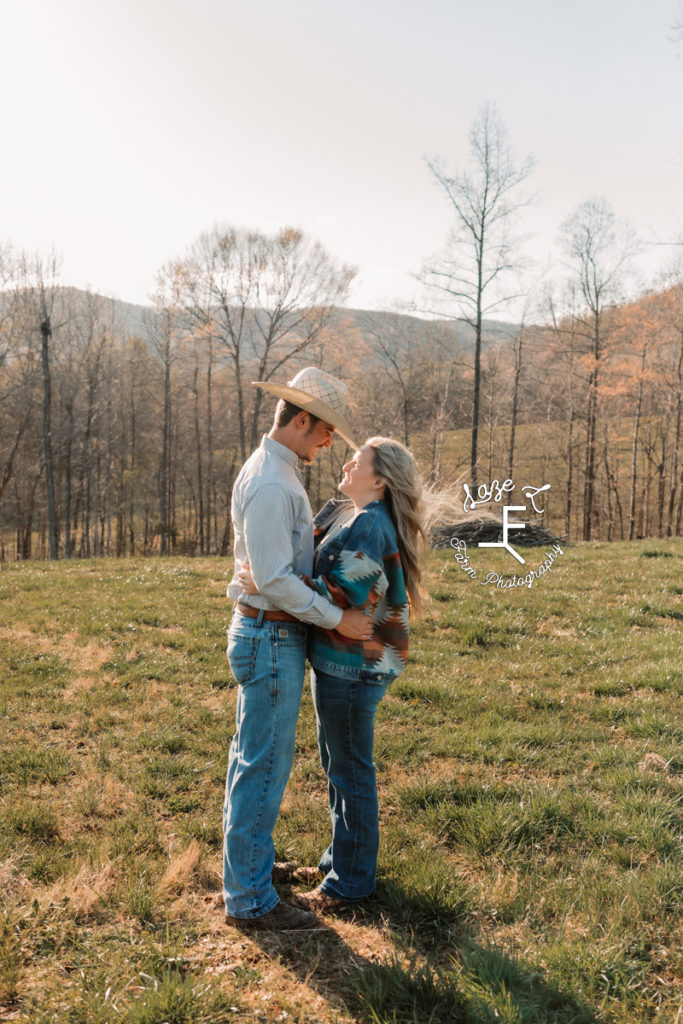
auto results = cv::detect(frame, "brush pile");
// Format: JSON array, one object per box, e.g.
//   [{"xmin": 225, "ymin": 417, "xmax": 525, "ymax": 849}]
[{"xmin": 430, "ymin": 513, "xmax": 564, "ymax": 549}]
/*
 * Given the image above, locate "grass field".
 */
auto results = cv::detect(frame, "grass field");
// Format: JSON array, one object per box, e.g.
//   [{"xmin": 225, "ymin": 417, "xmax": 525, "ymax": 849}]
[{"xmin": 0, "ymin": 540, "xmax": 681, "ymax": 1023}]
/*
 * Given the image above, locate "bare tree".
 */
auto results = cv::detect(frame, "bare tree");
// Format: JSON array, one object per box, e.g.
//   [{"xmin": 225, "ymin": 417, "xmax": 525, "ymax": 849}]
[
  {"xmin": 482, "ymin": 348, "xmax": 503, "ymax": 481},
  {"xmin": 421, "ymin": 103, "xmax": 534, "ymax": 487},
  {"xmin": 0, "ymin": 305, "xmax": 40, "ymax": 554},
  {"xmin": 14, "ymin": 252, "xmax": 63, "ymax": 559},
  {"xmin": 558, "ymin": 198, "xmax": 639, "ymax": 540},
  {"xmin": 145, "ymin": 307, "xmax": 179, "ymax": 555},
  {"xmin": 61, "ymin": 291, "xmax": 118, "ymax": 558},
  {"xmin": 667, "ymin": 303, "xmax": 683, "ymax": 535},
  {"xmin": 356, "ymin": 311, "xmax": 416, "ymax": 446},
  {"xmin": 0, "ymin": 244, "xmax": 20, "ymax": 374},
  {"xmin": 158, "ymin": 227, "xmax": 356, "ymax": 462},
  {"xmin": 626, "ymin": 327, "xmax": 650, "ymax": 542},
  {"xmin": 602, "ymin": 421, "xmax": 624, "ymax": 540},
  {"xmin": 505, "ymin": 277, "xmax": 548, "ymax": 480},
  {"xmin": 654, "ymin": 277, "xmax": 683, "ymax": 536}
]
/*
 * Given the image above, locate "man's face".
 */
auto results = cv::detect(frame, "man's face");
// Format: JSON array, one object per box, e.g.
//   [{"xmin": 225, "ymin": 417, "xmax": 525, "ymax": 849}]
[{"xmin": 298, "ymin": 416, "xmax": 335, "ymax": 464}]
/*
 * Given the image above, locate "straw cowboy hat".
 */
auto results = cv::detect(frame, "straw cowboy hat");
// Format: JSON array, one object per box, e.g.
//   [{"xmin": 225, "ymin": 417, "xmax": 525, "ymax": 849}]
[{"xmin": 253, "ymin": 367, "xmax": 357, "ymax": 449}]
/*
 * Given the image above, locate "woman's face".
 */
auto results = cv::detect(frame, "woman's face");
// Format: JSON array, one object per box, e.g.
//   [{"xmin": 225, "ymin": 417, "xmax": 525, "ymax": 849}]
[{"xmin": 339, "ymin": 444, "xmax": 384, "ymax": 504}]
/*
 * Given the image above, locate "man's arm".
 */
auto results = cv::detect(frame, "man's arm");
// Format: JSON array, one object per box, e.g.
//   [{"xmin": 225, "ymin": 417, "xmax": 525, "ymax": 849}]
[{"xmin": 241, "ymin": 483, "xmax": 344, "ymax": 630}]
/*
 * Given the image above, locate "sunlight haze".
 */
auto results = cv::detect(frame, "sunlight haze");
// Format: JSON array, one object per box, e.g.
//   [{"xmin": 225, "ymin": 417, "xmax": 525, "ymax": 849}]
[{"xmin": 2, "ymin": 0, "xmax": 681, "ymax": 310}]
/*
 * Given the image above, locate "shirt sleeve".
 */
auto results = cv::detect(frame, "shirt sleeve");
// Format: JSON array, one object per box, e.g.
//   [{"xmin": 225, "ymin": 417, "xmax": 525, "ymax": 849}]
[{"xmin": 243, "ymin": 483, "xmax": 343, "ymax": 629}]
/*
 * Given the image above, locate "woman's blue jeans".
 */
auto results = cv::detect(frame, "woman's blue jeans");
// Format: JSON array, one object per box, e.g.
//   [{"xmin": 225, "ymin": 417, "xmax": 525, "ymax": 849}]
[
  {"xmin": 311, "ymin": 667, "xmax": 389, "ymax": 900},
  {"xmin": 222, "ymin": 610, "xmax": 307, "ymax": 918}
]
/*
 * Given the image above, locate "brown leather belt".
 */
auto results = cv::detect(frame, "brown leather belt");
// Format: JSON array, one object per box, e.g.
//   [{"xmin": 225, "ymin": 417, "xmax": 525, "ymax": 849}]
[{"xmin": 236, "ymin": 603, "xmax": 299, "ymax": 624}]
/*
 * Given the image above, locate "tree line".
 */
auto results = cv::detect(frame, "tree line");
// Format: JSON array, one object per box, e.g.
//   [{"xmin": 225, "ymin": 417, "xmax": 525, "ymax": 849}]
[{"xmin": 1, "ymin": 105, "xmax": 681, "ymax": 560}]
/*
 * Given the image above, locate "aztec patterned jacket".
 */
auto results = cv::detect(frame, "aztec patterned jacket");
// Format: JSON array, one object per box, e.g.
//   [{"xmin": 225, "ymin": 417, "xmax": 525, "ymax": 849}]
[{"xmin": 305, "ymin": 498, "xmax": 410, "ymax": 682}]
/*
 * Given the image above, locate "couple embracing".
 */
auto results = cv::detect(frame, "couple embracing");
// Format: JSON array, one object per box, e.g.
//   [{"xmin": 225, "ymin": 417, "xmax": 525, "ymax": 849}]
[{"xmin": 223, "ymin": 367, "xmax": 425, "ymax": 930}]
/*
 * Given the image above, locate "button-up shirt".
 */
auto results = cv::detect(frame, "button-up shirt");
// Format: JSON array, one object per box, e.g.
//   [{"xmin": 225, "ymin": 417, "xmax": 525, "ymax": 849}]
[{"xmin": 227, "ymin": 436, "xmax": 343, "ymax": 630}]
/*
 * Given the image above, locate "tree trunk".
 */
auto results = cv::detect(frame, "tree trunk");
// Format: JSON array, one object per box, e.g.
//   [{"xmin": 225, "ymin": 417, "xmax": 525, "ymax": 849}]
[
  {"xmin": 40, "ymin": 318, "xmax": 58, "ymax": 559},
  {"xmin": 64, "ymin": 396, "xmax": 74, "ymax": 558},
  {"xmin": 657, "ymin": 429, "xmax": 666, "ymax": 538},
  {"xmin": 582, "ymin": 312, "xmax": 601, "ymax": 540},
  {"xmin": 234, "ymin": 354, "xmax": 247, "ymax": 463},
  {"xmin": 628, "ymin": 361, "xmax": 645, "ymax": 541},
  {"xmin": 486, "ymin": 380, "xmax": 494, "ymax": 482},
  {"xmin": 193, "ymin": 361, "xmax": 205, "ymax": 554},
  {"xmin": 507, "ymin": 327, "xmax": 524, "ymax": 479},
  {"xmin": 159, "ymin": 333, "xmax": 172, "ymax": 555},
  {"xmin": 470, "ymin": 284, "xmax": 483, "ymax": 490},
  {"xmin": 128, "ymin": 368, "xmax": 137, "ymax": 555},
  {"xmin": 205, "ymin": 340, "xmax": 214, "ymax": 553},
  {"xmin": 666, "ymin": 327, "xmax": 682, "ymax": 536},
  {"xmin": 83, "ymin": 371, "xmax": 97, "ymax": 558},
  {"xmin": 565, "ymin": 405, "xmax": 575, "ymax": 541}
]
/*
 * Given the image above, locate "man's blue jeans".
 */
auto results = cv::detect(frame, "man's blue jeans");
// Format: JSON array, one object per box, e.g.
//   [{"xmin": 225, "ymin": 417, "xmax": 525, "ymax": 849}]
[
  {"xmin": 311, "ymin": 667, "xmax": 389, "ymax": 900},
  {"xmin": 222, "ymin": 610, "xmax": 307, "ymax": 918}
]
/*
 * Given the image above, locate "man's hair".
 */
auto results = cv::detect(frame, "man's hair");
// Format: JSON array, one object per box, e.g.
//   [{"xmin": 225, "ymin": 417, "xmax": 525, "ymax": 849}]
[{"xmin": 275, "ymin": 399, "xmax": 321, "ymax": 430}]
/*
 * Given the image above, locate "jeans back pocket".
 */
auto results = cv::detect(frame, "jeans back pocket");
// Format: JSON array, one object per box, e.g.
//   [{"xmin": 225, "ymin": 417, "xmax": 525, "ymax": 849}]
[{"xmin": 227, "ymin": 628, "xmax": 261, "ymax": 686}]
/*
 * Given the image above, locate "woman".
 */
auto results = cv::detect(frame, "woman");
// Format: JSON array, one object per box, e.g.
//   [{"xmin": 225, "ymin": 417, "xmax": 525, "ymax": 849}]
[{"xmin": 241, "ymin": 436, "xmax": 425, "ymax": 911}]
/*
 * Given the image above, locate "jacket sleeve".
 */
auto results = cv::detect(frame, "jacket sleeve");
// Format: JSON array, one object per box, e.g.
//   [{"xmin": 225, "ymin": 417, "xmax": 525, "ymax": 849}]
[{"xmin": 307, "ymin": 509, "xmax": 387, "ymax": 610}]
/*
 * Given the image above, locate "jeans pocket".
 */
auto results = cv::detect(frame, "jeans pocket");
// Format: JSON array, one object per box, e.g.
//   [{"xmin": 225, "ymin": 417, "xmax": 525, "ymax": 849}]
[
  {"xmin": 227, "ymin": 629, "xmax": 261, "ymax": 686},
  {"xmin": 272, "ymin": 624, "xmax": 307, "ymax": 647}
]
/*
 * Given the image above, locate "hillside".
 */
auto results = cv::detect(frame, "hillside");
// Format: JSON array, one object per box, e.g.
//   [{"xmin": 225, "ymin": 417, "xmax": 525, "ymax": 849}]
[
  {"xmin": 1, "ymin": 280, "xmax": 680, "ymax": 559},
  {"xmin": 0, "ymin": 286, "xmax": 517, "ymax": 352}
]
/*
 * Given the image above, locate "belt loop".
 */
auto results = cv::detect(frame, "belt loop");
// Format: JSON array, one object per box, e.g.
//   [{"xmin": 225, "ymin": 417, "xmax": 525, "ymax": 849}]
[{"xmin": 256, "ymin": 609, "xmax": 265, "ymax": 627}]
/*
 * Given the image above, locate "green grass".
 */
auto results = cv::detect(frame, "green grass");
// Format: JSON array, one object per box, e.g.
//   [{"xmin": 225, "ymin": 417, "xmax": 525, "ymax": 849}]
[{"xmin": 0, "ymin": 541, "xmax": 681, "ymax": 1023}]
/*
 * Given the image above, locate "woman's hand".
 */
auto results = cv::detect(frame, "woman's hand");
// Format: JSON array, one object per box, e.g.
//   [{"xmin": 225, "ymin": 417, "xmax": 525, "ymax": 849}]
[{"xmin": 238, "ymin": 561, "xmax": 260, "ymax": 596}]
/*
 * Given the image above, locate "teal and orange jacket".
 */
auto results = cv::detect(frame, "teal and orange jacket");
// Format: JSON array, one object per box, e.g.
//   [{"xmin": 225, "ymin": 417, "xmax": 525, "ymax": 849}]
[{"xmin": 305, "ymin": 498, "xmax": 409, "ymax": 682}]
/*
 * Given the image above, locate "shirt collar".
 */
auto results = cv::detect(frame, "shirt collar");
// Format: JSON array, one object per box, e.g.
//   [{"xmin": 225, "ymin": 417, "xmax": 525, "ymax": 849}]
[{"xmin": 261, "ymin": 434, "xmax": 300, "ymax": 469}]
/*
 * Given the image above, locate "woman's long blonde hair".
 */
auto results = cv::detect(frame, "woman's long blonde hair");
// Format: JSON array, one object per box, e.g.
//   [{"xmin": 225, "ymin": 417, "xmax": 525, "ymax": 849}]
[{"xmin": 366, "ymin": 437, "xmax": 426, "ymax": 615}]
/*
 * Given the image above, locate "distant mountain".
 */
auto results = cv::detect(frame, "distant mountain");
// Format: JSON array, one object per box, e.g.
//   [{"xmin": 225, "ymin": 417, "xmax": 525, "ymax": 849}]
[
  {"xmin": 0, "ymin": 286, "xmax": 153, "ymax": 340},
  {"xmin": 339, "ymin": 307, "xmax": 519, "ymax": 352},
  {"xmin": 107, "ymin": 297, "xmax": 155, "ymax": 339},
  {"xmin": 1, "ymin": 286, "xmax": 519, "ymax": 353},
  {"xmin": 106, "ymin": 296, "xmax": 518, "ymax": 352}
]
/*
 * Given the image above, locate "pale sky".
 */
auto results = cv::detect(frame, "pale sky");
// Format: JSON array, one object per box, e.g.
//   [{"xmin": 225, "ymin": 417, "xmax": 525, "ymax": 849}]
[{"xmin": 2, "ymin": 0, "xmax": 682, "ymax": 312}]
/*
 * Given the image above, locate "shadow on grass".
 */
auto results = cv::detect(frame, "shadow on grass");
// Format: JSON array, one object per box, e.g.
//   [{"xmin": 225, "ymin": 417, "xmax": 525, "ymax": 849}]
[
  {"xmin": 243, "ymin": 878, "xmax": 597, "ymax": 1024},
  {"xmin": 351, "ymin": 942, "xmax": 599, "ymax": 1024},
  {"xmin": 245, "ymin": 914, "xmax": 376, "ymax": 1021}
]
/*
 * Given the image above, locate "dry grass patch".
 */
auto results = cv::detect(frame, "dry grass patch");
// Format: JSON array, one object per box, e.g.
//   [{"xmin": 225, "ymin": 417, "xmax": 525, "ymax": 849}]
[
  {"xmin": 1, "ymin": 625, "xmax": 54, "ymax": 649},
  {"xmin": 638, "ymin": 752, "xmax": 672, "ymax": 773},
  {"xmin": 54, "ymin": 633, "xmax": 114, "ymax": 671},
  {"xmin": 47, "ymin": 861, "xmax": 118, "ymax": 923},
  {"xmin": 158, "ymin": 840, "xmax": 202, "ymax": 897},
  {"xmin": 0, "ymin": 857, "xmax": 32, "ymax": 903}
]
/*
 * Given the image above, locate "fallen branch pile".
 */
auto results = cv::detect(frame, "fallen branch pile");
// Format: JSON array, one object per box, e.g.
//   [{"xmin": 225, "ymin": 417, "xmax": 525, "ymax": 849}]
[{"xmin": 430, "ymin": 514, "xmax": 564, "ymax": 549}]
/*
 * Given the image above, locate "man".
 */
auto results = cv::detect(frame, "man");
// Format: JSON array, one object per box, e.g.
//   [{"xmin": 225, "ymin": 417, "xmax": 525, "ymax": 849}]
[{"xmin": 223, "ymin": 366, "xmax": 370, "ymax": 930}]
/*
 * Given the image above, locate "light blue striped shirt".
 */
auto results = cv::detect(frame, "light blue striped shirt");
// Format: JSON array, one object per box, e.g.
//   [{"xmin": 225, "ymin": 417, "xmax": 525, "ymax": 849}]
[{"xmin": 227, "ymin": 436, "xmax": 343, "ymax": 630}]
